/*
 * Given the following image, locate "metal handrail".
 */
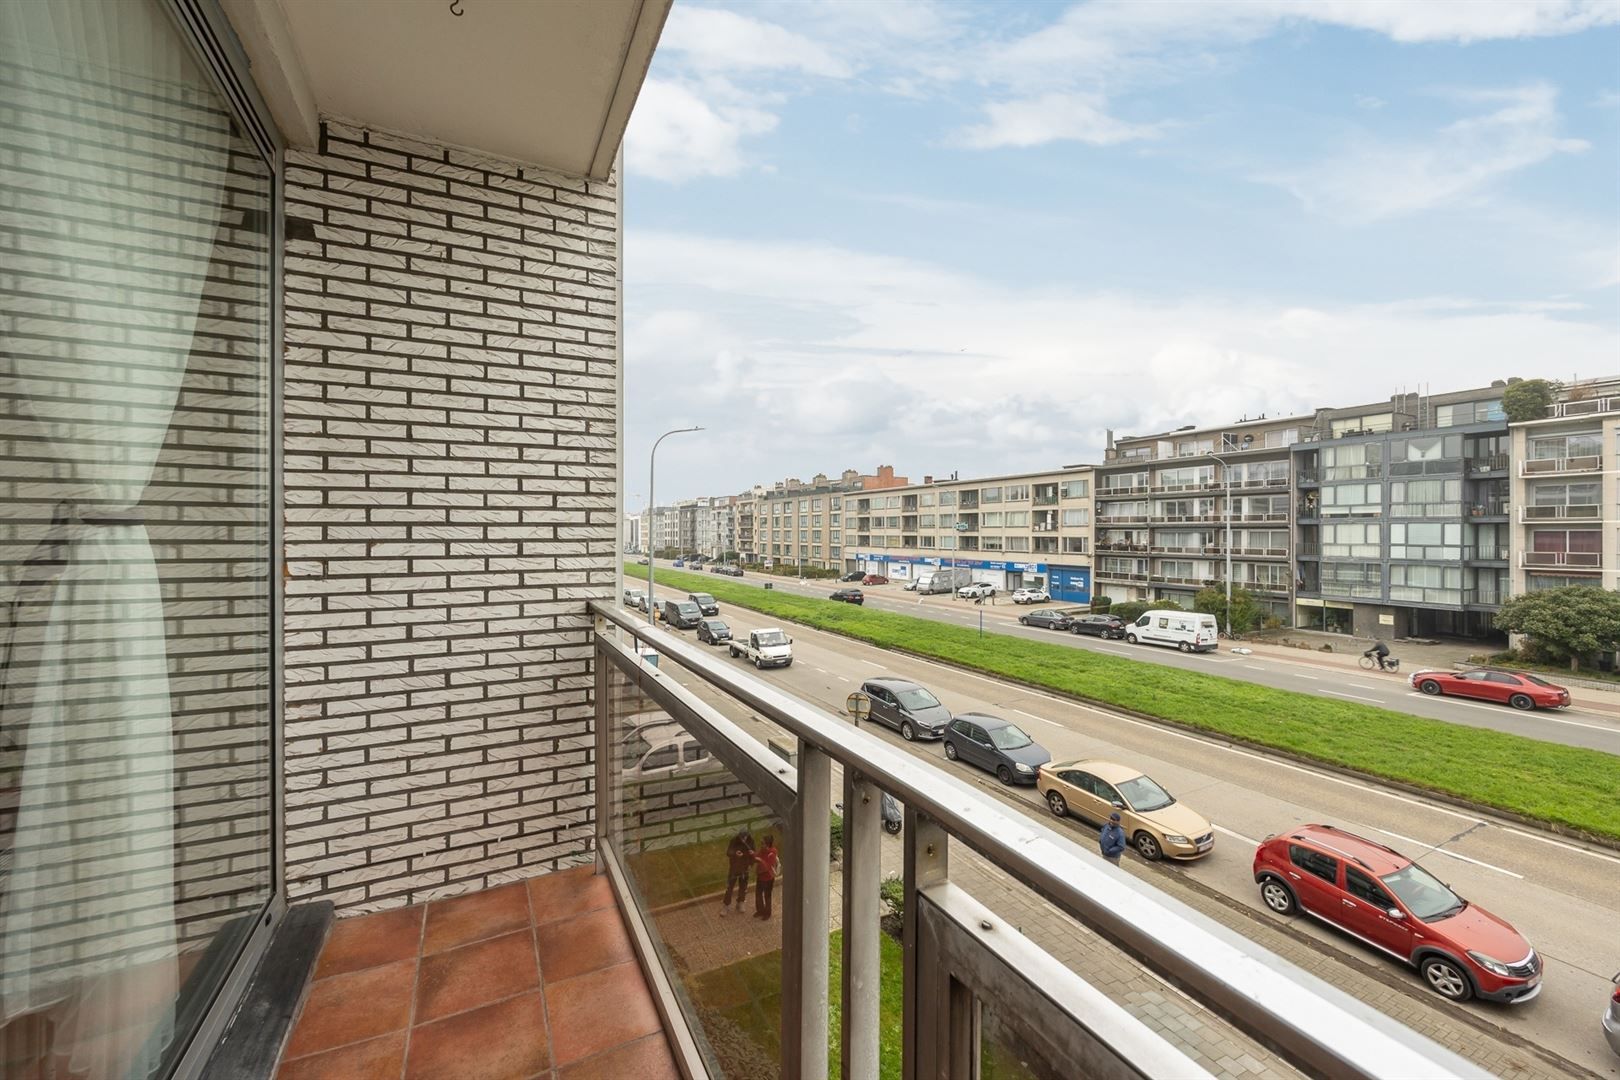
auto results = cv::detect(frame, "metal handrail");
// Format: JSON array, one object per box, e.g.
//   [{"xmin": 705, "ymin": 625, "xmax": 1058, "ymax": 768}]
[{"xmin": 590, "ymin": 601, "xmax": 1485, "ymax": 1079}]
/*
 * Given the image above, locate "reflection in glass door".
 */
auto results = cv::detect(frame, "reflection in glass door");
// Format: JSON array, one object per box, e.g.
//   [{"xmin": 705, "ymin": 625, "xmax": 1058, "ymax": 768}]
[{"xmin": 0, "ymin": 1, "xmax": 276, "ymax": 1076}]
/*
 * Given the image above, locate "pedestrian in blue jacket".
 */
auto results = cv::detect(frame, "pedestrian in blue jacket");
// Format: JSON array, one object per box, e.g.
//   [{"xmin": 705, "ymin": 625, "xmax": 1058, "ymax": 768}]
[{"xmin": 1099, "ymin": 812, "xmax": 1127, "ymax": 865}]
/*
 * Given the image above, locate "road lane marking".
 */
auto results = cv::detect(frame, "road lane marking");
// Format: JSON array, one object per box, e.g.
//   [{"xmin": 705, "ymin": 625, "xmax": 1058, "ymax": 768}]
[
  {"xmin": 1403, "ymin": 693, "xmax": 1620, "ymax": 733},
  {"xmin": 719, "ymin": 609, "xmax": 1620, "ymax": 866},
  {"xmin": 1013, "ymin": 708, "xmax": 1063, "ymax": 728},
  {"xmin": 1243, "ymin": 664, "xmax": 1267, "ymax": 671},
  {"xmin": 1213, "ymin": 824, "xmax": 1260, "ymax": 845},
  {"xmin": 1292, "ymin": 673, "xmax": 1319, "ymax": 681},
  {"xmin": 836, "ymin": 676, "xmax": 851, "ymax": 683},
  {"xmin": 1361, "ymin": 826, "xmax": 1523, "ymax": 879},
  {"xmin": 1348, "ymin": 683, "xmax": 1383, "ymax": 692},
  {"xmin": 1321, "ymin": 690, "xmax": 1382, "ymax": 703}
]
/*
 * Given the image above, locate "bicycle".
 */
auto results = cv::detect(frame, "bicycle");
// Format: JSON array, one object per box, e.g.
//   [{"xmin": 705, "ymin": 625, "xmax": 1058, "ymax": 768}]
[{"xmin": 1358, "ymin": 653, "xmax": 1400, "ymax": 673}]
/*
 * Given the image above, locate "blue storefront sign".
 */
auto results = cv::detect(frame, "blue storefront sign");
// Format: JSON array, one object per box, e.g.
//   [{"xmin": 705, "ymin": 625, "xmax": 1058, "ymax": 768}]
[
  {"xmin": 849, "ymin": 553, "xmax": 1047, "ymax": 575},
  {"xmin": 1048, "ymin": 564, "xmax": 1092, "ymax": 604}
]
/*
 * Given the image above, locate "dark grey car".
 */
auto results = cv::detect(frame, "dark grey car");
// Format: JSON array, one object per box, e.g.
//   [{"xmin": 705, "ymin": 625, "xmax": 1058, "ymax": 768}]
[
  {"xmin": 697, "ymin": 618, "xmax": 731, "ymax": 645},
  {"xmin": 861, "ymin": 677, "xmax": 950, "ymax": 742},
  {"xmin": 943, "ymin": 713, "xmax": 1051, "ymax": 785},
  {"xmin": 688, "ymin": 591, "xmax": 719, "ymax": 616}
]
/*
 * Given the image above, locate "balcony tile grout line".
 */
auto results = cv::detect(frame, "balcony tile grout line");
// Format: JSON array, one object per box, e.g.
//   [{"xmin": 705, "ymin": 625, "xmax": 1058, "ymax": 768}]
[
  {"xmin": 399, "ymin": 903, "xmax": 425, "ymax": 1080},
  {"xmin": 527, "ymin": 876, "xmax": 556, "ymax": 1077}
]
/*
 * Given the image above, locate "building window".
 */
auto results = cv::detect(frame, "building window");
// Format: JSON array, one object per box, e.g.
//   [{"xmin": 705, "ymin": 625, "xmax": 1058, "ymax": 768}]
[
  {"xmin": 1008, "ymin": 536, "xmax": 1032, "ymax": 552},
  {"xmin": 938, "ymin": 491, "xmax": 956, "ymax": 507},
  {"xmin": 980, "ymin": 487, "xmax": 1002, "ymax": 504},
  {"xmin": 1061, "ymin": 509, "xmax": 1089, "ymax": 527},
  {"xmin": 1062, "ymin": 537, "xmax": 1087, "ymax": 554},
  {"xmin": 1004, "ymin": 511, "xmax": 1029, "ymax": 527},
  {"xmin": 1005, "ymin": 484, "xmax": 1030, "ymax": 501},
  {"xmin": 1062, "ymin": 479, "xmax": 1090, "ymax": 498},
  {"xmin": 920, "ymin": 492, "xmax": 936, "ymax": 506},
  {"xmin": 982, "ymin": 512, "xmax": 1003, "ymax": 527},
  {"xmin": 982, "ymin": 536, "xmax": 1005, "ymax": 551}
]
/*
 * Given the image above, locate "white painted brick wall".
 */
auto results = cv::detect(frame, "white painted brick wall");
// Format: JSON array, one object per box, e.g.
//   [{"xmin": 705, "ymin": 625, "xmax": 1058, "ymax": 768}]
[{"xmin": 282, "ymin": 123, "xmax": 617, "ymax": 914}]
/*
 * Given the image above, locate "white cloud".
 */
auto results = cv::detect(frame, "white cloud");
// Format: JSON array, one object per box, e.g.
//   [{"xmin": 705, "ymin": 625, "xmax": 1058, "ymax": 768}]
[
  {"xmin": 626, "ymin": 230, "xmax": 1619, "ymax": 497},
  {"xmin": 657, "ymin": 6, "xmax": 853, "ymax": 78},
  {"xmin": 625, "ymin": 78, "xmax": 778, "ymax": 182},
  {"xmin": 954, "ymin": 92, "xmax": 1165, "ymax": 149},
  {"xmin": 954, "ymin": 0, "xmax": 1620, "ymax": 149},
  {"xmin": 1263, "ymin": 83, "xmax": 1589, "ymax": 221}
]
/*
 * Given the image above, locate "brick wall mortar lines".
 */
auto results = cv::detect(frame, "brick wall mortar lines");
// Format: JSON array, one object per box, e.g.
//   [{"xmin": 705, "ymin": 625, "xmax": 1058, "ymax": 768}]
[{"xmin": 282, "ymin": 125, "xmax": 618, "ymax": 913}]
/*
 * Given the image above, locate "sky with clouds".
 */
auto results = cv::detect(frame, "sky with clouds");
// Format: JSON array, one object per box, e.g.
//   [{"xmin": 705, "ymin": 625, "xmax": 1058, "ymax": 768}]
[{"xmin": 621, "ymin": 0, "xmax": 1620, "ymax": 508}]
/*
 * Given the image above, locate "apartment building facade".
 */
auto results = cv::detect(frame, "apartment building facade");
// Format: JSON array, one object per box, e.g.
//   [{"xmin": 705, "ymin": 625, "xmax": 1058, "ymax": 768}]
[
  {"xmin": 744, "ymin": 466, "xmax": 909, "ymax": 567},
  {"xmin": 835, "ymin": 468, "xmax": 1095, "ymax": 601},
  {"xmin": 1508, "ymin": 379, "xmax": 1620, "ymax": 596},
  {"xmin": 1293, "ymin": 387, "xmax": 1513, "ymax": 638},
  {"xmin": 1095, "ymin": 417, "xmax": 1303, "ymax": 621}
]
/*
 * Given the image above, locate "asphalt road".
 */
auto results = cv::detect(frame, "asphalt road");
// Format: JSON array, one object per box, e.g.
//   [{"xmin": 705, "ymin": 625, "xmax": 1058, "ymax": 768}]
[
  {"xmin": 639, "ymin": 560, "xmax": 1620, "ymax": 756},
  {"xmin": 647, "ymin": 598, "xmax": 1620, "ymax": 1078}
]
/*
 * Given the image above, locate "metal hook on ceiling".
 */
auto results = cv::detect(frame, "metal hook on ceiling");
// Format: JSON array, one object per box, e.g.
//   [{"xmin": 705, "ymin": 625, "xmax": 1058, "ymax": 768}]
[{"xmin": 449, "ymin": 0, "xmax": 464, "ymax": 15}]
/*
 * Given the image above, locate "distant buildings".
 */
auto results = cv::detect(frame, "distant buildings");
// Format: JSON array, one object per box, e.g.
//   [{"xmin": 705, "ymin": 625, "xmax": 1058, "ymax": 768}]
[{"xmin": 656, "ymin": 377, "xmax": 1617, "ymax": 639}]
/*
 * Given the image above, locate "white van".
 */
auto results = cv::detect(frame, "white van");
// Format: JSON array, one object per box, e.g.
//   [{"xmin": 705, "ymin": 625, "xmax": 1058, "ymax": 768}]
[
  {"xmin": 1125, "ymin": 610, "xmax": 1219, "ymax": 653},
  {"xmin": 619, "ymin": 713, "xmax": 716, "ymax": 781}
]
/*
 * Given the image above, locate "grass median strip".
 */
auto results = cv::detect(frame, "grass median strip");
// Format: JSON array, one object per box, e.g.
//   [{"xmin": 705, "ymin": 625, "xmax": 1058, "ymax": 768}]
[{"xmin": 628, "ymin": 564, "xmax": 1620, "ymax": 843}]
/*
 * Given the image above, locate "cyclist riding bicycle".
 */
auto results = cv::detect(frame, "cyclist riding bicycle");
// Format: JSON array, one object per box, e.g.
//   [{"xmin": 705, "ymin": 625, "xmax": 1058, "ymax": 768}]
[{"xmin": 1364, "ymin": 639, "xmax": 1393, "ymax": 671}]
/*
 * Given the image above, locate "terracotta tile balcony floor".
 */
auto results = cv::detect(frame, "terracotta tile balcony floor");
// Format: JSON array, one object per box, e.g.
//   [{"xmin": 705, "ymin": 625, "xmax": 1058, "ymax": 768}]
[{"xmin": 276, "ymin": 866, "xmax": 679, "ymax": 1080}]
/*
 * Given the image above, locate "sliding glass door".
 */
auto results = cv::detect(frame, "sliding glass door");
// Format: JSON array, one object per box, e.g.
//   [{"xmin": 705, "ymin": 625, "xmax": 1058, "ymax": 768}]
[{"xmin": 1, "ymin": 1, "xmax": 277, "ymax": 1076}]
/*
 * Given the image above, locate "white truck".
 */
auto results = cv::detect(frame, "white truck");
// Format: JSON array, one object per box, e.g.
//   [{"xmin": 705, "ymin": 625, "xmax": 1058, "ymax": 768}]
[
  {"xmin": 730, "ymin": 627, "xmax": 793, "ymax": 669},
  {"xmin": 916, "ymin": 567, "xmax": 973, "ymax": 594}
]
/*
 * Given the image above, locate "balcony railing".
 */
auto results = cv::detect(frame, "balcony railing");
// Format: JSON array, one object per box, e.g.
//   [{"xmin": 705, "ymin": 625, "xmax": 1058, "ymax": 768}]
[
  {"xmin": 1097, "ymin": 484, "xmax": 1150, "ymax": 498},
  {"xmin": 1462, "ymin": 546, "xmax": 1507, "ymax": 562},
  {"xmin": 1096, "ymin": 569, "xmax": 1150, "ymax": 581},
  {"xmin": 1149, "ymin": 512, "xmax": 1219, "ymax": 524},
  {"xmin": 1519, "ymin": 504, "xmax": 1601, "ymax": 522},
  {"xmin": 1149, "ymin": 481, "xmax": 1221, "ymax": 494},
  {"xmin": 1521, "ymin": 551, "xmax": 1602, "ymax": 569},
  {"xmin": 1521, "ymin": 455, "xmax": 1601, "ymax": 475},
  {"xmin": 591, "ymin": 602, "xmax": 1478, "ymax": 1079},
  {"xmin": 1232, "ymin": 511, "xmax": 1289, "ymax": 523},
  {"xmin": 1033, "ymin": 495, "xmax": 1059, "ymax": 506},
  {"xmin": 1095, "ymin": 541, "xmax": 1149, "ymax": 553},
  {"xmin": 1466, "ymin": 453, "xmax": 1508, "ymax": 473},
  {"xmin": 1295, "ymin": 542, "xmax": 1320, "ymax": 557},
  {"xmin": 1097, "ymin": 514, "xmax": 1150, "ymax": 525},
  {"xmin": 1545, "ymin": 396, "xmax": 1620, "ymax": 418}
]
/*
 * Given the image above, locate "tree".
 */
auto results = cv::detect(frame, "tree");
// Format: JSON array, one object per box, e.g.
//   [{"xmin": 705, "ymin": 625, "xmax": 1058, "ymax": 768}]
[
  {"xmin": 1193, "ymin": 585, "xmax": 1264, "ymax": 635},
  {"xmin": 1501, "ymin": 378, "xmax": 1560, "ymax": 423},
  {"xmin": 1110, "ymin": 599, "xmax": 1177, "ymax": 625},
  {"xmin": 1494, "ymin": 586, "xmax": 1620, "ymax": 672}
]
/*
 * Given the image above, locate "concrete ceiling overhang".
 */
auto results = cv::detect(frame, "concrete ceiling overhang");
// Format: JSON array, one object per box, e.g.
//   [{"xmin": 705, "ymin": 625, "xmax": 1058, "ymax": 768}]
[{"xmin": 220, "ymin": 0, "xmax": 669, "ymax": 179}]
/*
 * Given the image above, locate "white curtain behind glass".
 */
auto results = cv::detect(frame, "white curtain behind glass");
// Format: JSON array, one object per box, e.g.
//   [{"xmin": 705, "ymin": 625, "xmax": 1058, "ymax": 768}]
[{"xmin": 0, "ymin": 1, "xmax": 229, "ymax": 1076}]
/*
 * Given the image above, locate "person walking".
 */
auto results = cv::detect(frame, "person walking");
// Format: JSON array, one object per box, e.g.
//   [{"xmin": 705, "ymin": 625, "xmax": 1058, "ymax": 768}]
[
  {"xmin": 752, "ymin": 834, "xmax": 780, "ymax": 920},
  {"xmin": 1099, "ymin": 812, "xmax": 1127, "ymax": 866},
  {"xmin": 721, "ymin": 828, "xmax": 754, "ymax": 917}
]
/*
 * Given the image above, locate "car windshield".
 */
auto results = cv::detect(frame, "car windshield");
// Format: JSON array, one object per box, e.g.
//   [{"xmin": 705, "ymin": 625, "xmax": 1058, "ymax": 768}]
[
  {"xmin": 703, "ymin": 620, "xmax": 727, "ymax": 631},
  {"xmin": 678, "ymin": 604, "xmax": 699, "ymax": 616},
  {"xmin": 1381, "ymin": 863, "xmax": 1465, "ymax": 920},
  {"xmin": 988, "ymin": 723, "xmax": 1033, "ymax": 750},
  {"xmin": 755, "ymin": 630, "xmax": 787, "ymax": 646},
  {"xmin": 693, "ymin": 594, "xmax": 714, "ymax": 604},
  {"xmin": 1117, "ymin": 775, "xmax": 1174, "ymax": 812},
  {"xmin": 896, "ymin": 688, "xmax": 940, "ymax": 710}
]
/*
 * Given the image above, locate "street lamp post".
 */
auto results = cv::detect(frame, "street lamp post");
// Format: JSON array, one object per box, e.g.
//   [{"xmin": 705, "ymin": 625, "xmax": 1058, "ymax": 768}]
[
  {"xmin": 648, "ymin": 426, "xmax": 703, "ymax": 628},
  {"xmin": 953, "ymin": 520, "xmax": 970, "ymax": 599},
  {"xmin": 1205, "ymin": 451, "xmax": 1233, "ymax": 639}
]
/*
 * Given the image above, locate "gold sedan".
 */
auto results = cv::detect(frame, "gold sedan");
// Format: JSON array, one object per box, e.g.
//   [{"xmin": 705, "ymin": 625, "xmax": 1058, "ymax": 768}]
[{"xmin": 1036, "ymin": 759, "xmax": 1215, "ymax": 861}]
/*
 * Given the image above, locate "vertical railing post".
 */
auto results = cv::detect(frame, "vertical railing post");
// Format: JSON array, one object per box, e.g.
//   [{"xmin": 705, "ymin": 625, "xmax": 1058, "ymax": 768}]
[
  {"xmin": 592, "ymin": 618, "xmax": 611, "ymax": 875},
  {"xmin": 902, "ymin": 809, "xmax": 948, "ymax": 1080},
  {"xmin": 784, "ymin": 743, "xmax": 831, "ymax": 1080},
  {"xmin": 840, "ymin": 772, "xmax": 881, "ymax": 1080}
]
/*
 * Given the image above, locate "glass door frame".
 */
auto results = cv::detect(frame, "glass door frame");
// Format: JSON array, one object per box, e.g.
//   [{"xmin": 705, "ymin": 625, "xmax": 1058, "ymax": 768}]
[{"xmin": 159, "ymin": 1, "xmax": 287, "ymax": 1075}]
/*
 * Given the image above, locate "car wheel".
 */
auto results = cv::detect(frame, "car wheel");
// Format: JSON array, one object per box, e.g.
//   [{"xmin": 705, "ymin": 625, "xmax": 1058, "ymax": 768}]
[
  {"xmin": 944, "ymin": 741, "xmax": 958, "ymax": 761},
  {"xmin": 1420, "ymin": 956, "xmax": 1474, "ymax": 1002},
  {"xmin": 900, "ymin": 721, "xmax": 915, "ymax": 742},
  {"xmin": 1418, "ymin": 680, "xmax": 1441, "ymax": 696},
  {"xmin": 1178, "ymin": 641, "xmax": 1192, "ymax": 653},
  {"xmin": 1046, "ymin": 791, "xmax": 1068, "ymax": 817},
  {"xmin": 729, "ymin": 645, "xmax": 738, "ymax": 657},
  {"xmin": 1508, "ymin": 693, "xmax": 1534, "ymax": 711},
  {"xmin": 1019, "ymin": 616, "xmax": 1029, "ymax": 625},
  {"xmin": 996, "ymin": 765, "xmax": 1013, "ymax": 785},
  {"xmin": 1125, "ymin": 634, "xmax": 1138, "ymax": 644},
  {"xmin": 1134, "ymin": 831, "xmax": 1162, "ymax": 860},
  {"xmin": 754, "ymin": 657, "xmax": 762, "ymax": 669},
  {"xmin": 1259, "ymin": 876, "xmax": 1296, "ymax": 915}
]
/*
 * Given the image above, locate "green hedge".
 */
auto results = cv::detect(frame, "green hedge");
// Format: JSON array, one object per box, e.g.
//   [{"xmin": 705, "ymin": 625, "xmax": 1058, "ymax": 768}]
[{"xmin": 625, "ymin": 563, "xmax": 1620, "ymax": 843}]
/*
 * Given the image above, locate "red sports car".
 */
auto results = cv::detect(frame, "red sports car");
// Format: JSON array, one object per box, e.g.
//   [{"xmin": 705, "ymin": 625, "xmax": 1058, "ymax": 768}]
[{"xmin": 1407, "ymin": 668, "xmax": 1569, "ymax": 711}]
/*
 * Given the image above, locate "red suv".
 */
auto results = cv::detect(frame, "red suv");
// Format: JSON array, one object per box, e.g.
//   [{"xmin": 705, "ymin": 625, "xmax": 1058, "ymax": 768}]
[{"xmin": 1253, "ymin": 824, "xmax": 1540, "ymax": 1003}]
